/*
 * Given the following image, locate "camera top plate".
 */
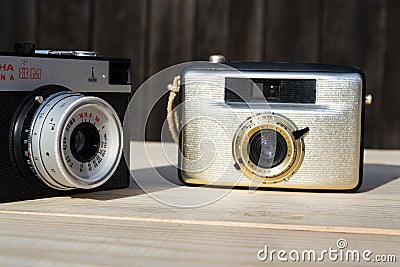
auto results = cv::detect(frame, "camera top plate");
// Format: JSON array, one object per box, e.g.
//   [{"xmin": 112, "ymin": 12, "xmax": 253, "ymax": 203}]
[
  {"xmin": 225, "ymin": 62, "xmax": 365, "ymax": 78},
  {"xmin": 0, "ymin": 43, "xmax": 131, "ymax": 92}
]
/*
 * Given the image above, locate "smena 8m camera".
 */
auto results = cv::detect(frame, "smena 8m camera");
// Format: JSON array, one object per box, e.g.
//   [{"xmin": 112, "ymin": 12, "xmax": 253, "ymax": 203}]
[
  {"xmin": 179, "ymin": 58, "xmax": 366, "ymax": 191},
  {"xmin": 0, "ymin": 44, "xmax": 131, "ymax": 203}
]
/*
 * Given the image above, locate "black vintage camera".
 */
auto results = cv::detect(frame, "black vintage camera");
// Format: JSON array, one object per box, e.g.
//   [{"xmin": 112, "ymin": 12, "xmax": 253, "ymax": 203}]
[{"xmin": 0, "ymin": 44, "xmax": 131, "ymax": 203}]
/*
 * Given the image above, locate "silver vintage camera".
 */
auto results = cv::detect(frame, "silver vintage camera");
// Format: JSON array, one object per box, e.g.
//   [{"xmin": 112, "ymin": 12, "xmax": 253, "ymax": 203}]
[
  {"xmin": 0, "ymin": 43, "xmax": 131, "ymax": 202},
  {"xmin": 178, "ymin": 59, "xmax": 366, "ymax": 191}
]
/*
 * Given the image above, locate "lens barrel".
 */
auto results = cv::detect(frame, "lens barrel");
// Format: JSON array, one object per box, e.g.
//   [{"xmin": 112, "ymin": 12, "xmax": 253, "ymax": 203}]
[
  {"xmin": 233, "ymin": 113, "xmax": 305, "ymax": 183},
  {"xmin": 26, "ymin": 91, "xmax": 123, "ymax": 190}
]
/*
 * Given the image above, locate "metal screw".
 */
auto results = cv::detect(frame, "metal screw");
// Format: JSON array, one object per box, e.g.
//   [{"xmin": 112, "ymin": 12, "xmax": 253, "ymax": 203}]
[{"xmin": 35, "ymin": 96, "xmax": 44, "ymax": 104}]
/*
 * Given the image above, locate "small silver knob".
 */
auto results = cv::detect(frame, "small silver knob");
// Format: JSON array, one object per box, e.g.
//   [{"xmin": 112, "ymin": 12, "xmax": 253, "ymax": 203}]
[
  {"xmin": 35, "ymin": 96, "xmax": 44, "ymax": 104},
  {"xmin": 209, "ymin": 55, "xmax": 225, "ymax": 63},
  {"xmin": 365, "ymin": 94, "xmax": 373, "ymax": 105}
]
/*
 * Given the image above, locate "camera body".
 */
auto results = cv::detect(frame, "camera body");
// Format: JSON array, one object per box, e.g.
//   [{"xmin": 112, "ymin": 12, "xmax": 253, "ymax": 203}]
[
  {"xmin": 179, "ymin": 62, "xmax": 365, "ymax": 191},
  {"xmin": 0, "ymin": 45, "xmax": 131, "ymax": 202}
]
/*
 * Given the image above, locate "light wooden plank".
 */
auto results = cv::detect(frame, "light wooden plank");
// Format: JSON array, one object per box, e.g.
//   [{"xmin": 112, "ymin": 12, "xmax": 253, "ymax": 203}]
[
  {"xmin": 1, "ymin": 143, "xmax": 399, "ymax": 231},
  {"xmin": 1, "ymin": 209, "xmax": 399, "ymax": 237},
  {"xmin": 0, "ymin": 142, "xmax": 399, "ymax": 266},
  {"xmin": 0, "ymin": 213, "xmax": 398, "ymax": 266}
]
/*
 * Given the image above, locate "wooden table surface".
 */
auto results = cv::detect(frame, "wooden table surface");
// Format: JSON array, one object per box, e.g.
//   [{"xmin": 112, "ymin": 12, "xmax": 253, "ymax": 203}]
[{"xmin": 0, "ymin": 142, "xmax": 399, "ymax": 266}]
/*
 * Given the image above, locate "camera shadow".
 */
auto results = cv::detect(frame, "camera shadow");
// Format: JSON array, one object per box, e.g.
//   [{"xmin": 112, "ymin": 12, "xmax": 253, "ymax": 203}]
[
  {"xmin": 71, "ymin": 165, "xmax": 180, "ymax": 201},
  {"xmin": 71, "ymin": 163, "xmax": 400, "ymax": 200},
  {"xmin": 358, "ymin": 164, "xmax": 400, "ymax": 192}
]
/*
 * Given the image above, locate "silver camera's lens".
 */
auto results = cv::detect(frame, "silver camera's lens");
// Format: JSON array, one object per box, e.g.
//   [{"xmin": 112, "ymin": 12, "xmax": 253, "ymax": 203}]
[
  {"xmin": 248, "ymin": 129, "xmax": 288, "ymax": 168},
  {"xmin": 233, "ymin": 113, "xmax": 305, "ymax": 183},
  {"xmin": 28, "ymin": 91, "xmax": 123, "ymax": 190}
]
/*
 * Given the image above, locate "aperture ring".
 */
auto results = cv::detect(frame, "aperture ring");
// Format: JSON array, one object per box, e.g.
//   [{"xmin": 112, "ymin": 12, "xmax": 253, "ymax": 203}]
[
  {"xmin": 233, "ymin": 113, "xmax": 305, "ymax": 184},
  {"xmin": 28, "ymin": 92, "xmax": 123, "ymax": 190}
]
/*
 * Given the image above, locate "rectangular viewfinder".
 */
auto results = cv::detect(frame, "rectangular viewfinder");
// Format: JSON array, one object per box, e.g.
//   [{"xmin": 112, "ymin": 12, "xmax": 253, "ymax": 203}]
[{"xmin": 225, "ymin": 78, "xmax": 316, "ymax": 103}]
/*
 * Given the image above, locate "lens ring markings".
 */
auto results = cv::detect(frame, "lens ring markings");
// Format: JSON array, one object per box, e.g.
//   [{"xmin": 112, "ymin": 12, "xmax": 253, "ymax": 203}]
[
  {"xmin": 232, "ymin": 113, "xmax": 305, "ymax": 184},
  {"xmin": 28, "ymin": 92, "xmax": 123, "ymax": 190}
]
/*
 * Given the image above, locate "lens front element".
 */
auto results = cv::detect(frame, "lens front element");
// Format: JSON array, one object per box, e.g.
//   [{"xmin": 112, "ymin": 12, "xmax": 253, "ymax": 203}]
[
  {"xmin": 248, "ymin": 129, "xmax": 288, "ymax": 169},
  {"xmin": 28, "ymin": 92, "xmax": 123, "ymax": 190},
  {"xmin": 70, "ymin": 122, "xmax": 101, "ymax": 163}
]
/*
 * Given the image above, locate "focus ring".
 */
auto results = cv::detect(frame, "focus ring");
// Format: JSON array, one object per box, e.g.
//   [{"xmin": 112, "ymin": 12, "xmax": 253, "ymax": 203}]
[
  {"xmin": 29, "ymin": 92, "xmax": 77, "ymax": 189},
  {"xmin": 28, "ymin": 92, "xmax": 123, "ymax": 190}
]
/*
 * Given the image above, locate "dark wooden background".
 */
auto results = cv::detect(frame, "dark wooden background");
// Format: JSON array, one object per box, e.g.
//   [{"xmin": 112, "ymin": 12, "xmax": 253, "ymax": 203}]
[{"xmin": 0, "ymin": 0, "xmax": 399, "ymax": 148}]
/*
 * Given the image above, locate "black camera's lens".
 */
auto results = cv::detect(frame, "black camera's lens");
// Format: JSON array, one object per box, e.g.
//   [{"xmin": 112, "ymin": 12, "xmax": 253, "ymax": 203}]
[
  {"xmin": 248, "ymin": 129, "xmax": 287, "ymax": 168},
  {"xmin": 70, "ymin": 122, "xmax": 100, "ymax": 163}
]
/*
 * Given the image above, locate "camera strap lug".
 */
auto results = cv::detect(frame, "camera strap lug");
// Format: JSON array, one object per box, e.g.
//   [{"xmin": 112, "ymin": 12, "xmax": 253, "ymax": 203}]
[
  {"xmin": 365, "ymin": 94, "xmax": 373, "ymax": 105},
  {"xmin": 167, "ymin": 76, "xmax": 181, "ymax": 143}
]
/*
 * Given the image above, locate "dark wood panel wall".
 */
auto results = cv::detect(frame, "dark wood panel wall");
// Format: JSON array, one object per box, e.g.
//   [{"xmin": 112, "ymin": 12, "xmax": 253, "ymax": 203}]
[{"xmin": 0, "ymin": 0, "xmax": 399, "ymax": 148}]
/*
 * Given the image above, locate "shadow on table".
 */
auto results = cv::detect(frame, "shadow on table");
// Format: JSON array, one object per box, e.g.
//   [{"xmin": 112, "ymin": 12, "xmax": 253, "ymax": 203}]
[
  {"xmin": 359, "ymin": 164, "xmax": 400, "ymax": 192},
  {"xmin": 72, "ymin": 163, "xmax": 400, "ymax": 200},
  {"xmin": 72, "ymin": 165, "xmax": 181, "ymax": 201}
]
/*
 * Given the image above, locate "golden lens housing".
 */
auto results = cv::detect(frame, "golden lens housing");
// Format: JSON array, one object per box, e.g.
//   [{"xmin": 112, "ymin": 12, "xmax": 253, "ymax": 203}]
[{"xmin": 232, "ymin": 113, "xmax": 305, "ymax": 184}]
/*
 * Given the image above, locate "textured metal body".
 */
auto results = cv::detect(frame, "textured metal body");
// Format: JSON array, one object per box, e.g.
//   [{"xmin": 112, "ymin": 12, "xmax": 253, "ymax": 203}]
[{"xmin": 180, "ymin": 66, "xmax": 364, "ymax": 190}]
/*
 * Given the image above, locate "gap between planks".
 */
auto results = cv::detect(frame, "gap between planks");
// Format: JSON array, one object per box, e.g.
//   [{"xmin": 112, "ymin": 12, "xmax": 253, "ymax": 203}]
[{"xmin": 0, "ymin": 210, "xmax": 399, "ymax": 237}]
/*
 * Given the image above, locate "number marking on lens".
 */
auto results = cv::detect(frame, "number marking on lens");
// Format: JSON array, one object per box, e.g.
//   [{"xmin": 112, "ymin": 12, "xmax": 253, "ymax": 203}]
[
  {"xmin": 65, "ymin": 118, "xmax": 76, "ymax": 132},
  {"xmin": 25, "ymin": 92, "xmax": 122, "ymax": 190}
]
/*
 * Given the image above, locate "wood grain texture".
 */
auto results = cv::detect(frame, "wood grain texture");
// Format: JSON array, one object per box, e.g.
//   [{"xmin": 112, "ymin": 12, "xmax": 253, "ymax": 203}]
[
  {"xmin": 0, "ymin": 0, "xmax": 37, "ymax": 51},
  {"xmin": 146, "ymin": 0, "xmax": 196, "ymax": 76},
  {"xmin": 228, "ymin": 0, "xmax": 265, "ymax": 61},
  {"xmin": 90, "ymin": 0, "xmax": 148, "ymax": 143},
  {"xmin": 91, "ymin": 0, "xmax": 147, "ymax": 89},
  {"xmin": 1, "ymin": 212, "xmax": 397, "ymax": 266},
  {"xmin": 0, "ymin": 142, "xmax": 398, "ymax": 266},
  {"xmin": 382, "ymin": 0, "xmax": 400, "ymax": 149},
  {"xmin": 195, "ymin": 0, "xmax": 230, "ymax": 60},
  {"xmin": 144, "ymin": 0, "xmax": 196, "ymax": 141},
  {"xmin": 0, "ymin": 1, "xmax": 398, "ymax": 148},
  {"xmin": 264, "ymin": 0, "xmax": 320, "ymax": 62},
  {"xmin": 36, "ymin": 0, "xmax": 91, "ymax": 50},
  {"xmin": 320, "ymin": 0, "xmax": 387, "ymax": 148}
]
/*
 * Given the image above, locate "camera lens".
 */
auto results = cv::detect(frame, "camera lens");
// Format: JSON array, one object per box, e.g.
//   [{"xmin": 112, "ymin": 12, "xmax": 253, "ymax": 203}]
[
  {"xmin": 248, "ymin": 129, "xmax": 287, "ymax": 168},
  {"xmin": 233, "ymin": 113, "xmax": 305, "ymax": 183},
  {"xmin": 70, "ymin": 122, "xmax": 100, "ymax": 163},
  {"xmin": 26, "ymin": 91, "xmax": 123, "ymax": 190}
]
